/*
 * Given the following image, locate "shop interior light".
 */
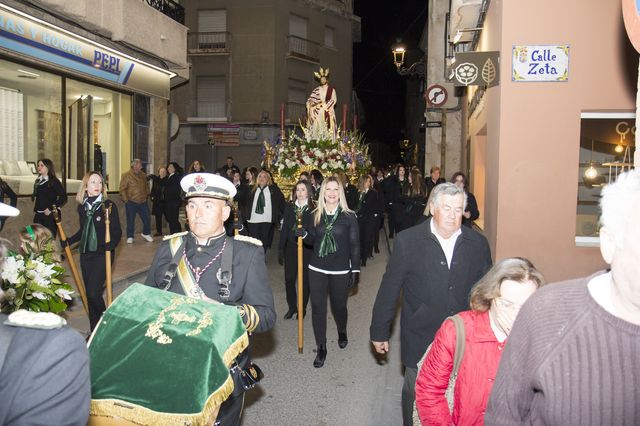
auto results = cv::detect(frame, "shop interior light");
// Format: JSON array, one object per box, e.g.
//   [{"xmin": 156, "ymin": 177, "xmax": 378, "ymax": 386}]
[
  {"xmin": 17, "ymin": 69, "xmax": 40, "ymax": 78},
  {"xmin": 615, "ymin": 144, "xmax": 624, "ymax": 153},
  {"xmin": 584, "ymin": 139, "xmax": 599, "ymax": 179}
]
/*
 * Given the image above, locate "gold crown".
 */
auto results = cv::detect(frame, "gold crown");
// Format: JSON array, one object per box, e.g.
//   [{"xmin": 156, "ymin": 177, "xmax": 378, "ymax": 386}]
[{"xmin": 313, "ymin": 67, "xmax": 330, "ymax": 81}]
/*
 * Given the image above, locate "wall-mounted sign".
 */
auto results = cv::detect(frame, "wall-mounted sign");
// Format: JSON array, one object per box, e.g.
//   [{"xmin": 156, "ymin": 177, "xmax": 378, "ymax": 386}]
[
  {"xmin": 425, "ymin": 84, "xmax": 448, "ymax": 107},
  {"xmin": 243, "ymin": 129, "xmax": 258, "ymax": 140},
  {"xmin": 208, "ymin": 124, "xmax": 240, "ymax": 146},
  {"xmin": 0, "ymin": 3, "xmax": 173, "ymax": 99},
  {"xmin": 425, "ymin": 121, "xmax": 442, "ymax": 128},
  {"xmin": 450, "ymin": 51, "xmax": 500, "ymax": 87},
  {"xmin": 512, "ymin": 45, "xmax": 569, "ymax": 82}
]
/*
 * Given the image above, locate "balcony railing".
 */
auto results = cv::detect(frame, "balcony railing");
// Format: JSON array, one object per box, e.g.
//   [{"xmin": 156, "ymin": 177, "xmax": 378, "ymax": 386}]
[
  {"xmin": 287, "ymin": 102, "xmax": 307, "ymax": 123},
  {"xmin": 143, "ymin": 0, "xmax": 185, "ymax": 25},
  {"xmin": 188, "ymin": 32, "xmax": 230, "ymax": 54},
  {"xmin": 287, "ymin": 35, "xmax": 320, "ymax": 63}
]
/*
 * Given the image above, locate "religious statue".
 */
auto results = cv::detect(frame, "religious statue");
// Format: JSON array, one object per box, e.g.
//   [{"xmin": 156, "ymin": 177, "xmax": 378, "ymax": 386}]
[
  {"xmin": 262, "ymin": 139, "xmax": 275, "ymax": 170},
  {"xmin": 306, "ymin": 67, "xmax": 337, "ymax": 138}
]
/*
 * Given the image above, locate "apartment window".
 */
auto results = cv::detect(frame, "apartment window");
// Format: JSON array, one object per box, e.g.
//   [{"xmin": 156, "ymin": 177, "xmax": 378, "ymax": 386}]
[
  {"xmin": 324, "ymin": 26, "xmax": 335, "ymax": 48},
  {"xmin": 198, "ymin": 10, "xmax": 227, "ymax": 49},
  {"xmin": 289, "ymin": 14, "xmax": 308, "ymax": 39},
  {"xmin": 287, "ymin": 78, "xmax": 308, "ymax": 122},
  {"xmin": 197, "ymin": 76, "xmax": 226, "ymax": 119}
]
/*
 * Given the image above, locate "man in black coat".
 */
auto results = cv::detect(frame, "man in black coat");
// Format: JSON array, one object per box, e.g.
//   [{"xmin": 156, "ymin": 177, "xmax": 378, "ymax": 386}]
[{"xmin": 369, "ymin": 182, "xmax": 492, "ymax": 426}]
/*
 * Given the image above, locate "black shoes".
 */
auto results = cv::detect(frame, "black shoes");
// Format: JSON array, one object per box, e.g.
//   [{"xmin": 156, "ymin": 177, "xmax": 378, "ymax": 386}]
[
  {"xmin": 374, "ymin": 247, "xmax": 380, "ymax": 254},
  {"xmin": 314, "ymin": 344, "xmax": 327, "ymax": 368},
  {"xmin": 295, "ymin": 309, "xmax": 307, "ymax": 319},
  {"xmin": 338, "ymin": 332, "xmax": 348, "ymax": 349},
  {"xmin": 283, "ymin": 309, "xmax": 296, "ymax": 320}
]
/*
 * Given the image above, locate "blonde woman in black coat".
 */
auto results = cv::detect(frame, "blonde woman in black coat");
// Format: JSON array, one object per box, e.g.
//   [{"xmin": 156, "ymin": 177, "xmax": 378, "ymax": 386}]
[{"xmin": 298, "ymin": 176, "xmax": 360, "ymax": 368}]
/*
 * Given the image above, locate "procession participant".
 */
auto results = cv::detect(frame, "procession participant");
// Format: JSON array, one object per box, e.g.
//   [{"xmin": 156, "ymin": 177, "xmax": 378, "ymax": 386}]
[
  {"xmin": 278, "ymin": 180, "xmax": 315, "ymax": 319},
  {"xmin": 355, "ymin": 174, "xmax": 381, "ymax": 266},
  {"xmin": 66, "ymin": 172, "xmax": 122, "ymax": 331},
  {"xmin": 145, "ymin": 172, "xmax": 276, "ymax": 425},
  {"xmin": 246, "ymin": 170, "xmax": 284, "ymax": 252},
  {"xmin": 32, "ymin": 158, "xmax": 67, "ymax": 238},
  {"xmin": 297, "ymin": 177, "xmax": 360, "ymax": 368}
]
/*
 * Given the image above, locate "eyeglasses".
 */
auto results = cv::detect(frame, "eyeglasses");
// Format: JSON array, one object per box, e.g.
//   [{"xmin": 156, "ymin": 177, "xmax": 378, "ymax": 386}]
[{"xmin": 494, "ymin": 297, "xmax": 523, "ymax": 311}]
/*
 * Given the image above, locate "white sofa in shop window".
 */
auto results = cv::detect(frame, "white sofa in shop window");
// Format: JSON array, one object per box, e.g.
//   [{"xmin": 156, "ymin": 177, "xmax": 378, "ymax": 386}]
[{"xmin": 0, "ymin": 160, "xmax": 82, "ymax": 195}]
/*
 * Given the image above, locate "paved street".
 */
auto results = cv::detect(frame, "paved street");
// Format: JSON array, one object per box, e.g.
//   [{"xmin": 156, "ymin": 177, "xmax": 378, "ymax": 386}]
[{"xmin": 63, "ymin": 229, "xmax": 404, "ymax": 425}]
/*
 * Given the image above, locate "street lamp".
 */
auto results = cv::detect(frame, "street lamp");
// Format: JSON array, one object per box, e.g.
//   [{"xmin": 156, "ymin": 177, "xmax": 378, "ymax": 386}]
[{"xmin": 391, "ymin": 40, "xmax": 425, "ymax": 77}]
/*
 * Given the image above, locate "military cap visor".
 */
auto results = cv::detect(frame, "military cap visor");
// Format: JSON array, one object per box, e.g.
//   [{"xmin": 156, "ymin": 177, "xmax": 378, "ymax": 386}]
[{"xmin": 180, "ymin": 173, "xmax": 237, "ymax": 201}]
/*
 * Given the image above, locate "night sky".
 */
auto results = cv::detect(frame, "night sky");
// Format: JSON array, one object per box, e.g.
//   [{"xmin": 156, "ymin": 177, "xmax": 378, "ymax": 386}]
[{"xmin": 353, "ymin": 0, "xmax": 427, "ymax": 161}]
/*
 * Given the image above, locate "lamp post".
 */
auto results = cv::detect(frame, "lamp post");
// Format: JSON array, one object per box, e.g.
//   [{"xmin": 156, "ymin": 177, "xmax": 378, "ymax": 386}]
[{"xmin": 392, "ymin": 40, "xmax": 427, "ymax": 170}]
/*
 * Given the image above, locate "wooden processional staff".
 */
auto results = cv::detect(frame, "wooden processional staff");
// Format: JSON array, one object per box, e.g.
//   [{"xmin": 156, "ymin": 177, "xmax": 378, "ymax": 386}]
[
  {"xmin": 297, "ymin": 213, "xmax": 304, "ymax": 353},
  {"xmin": 52, "ymin": 208, "xmax": 89, "ymax": 314}
]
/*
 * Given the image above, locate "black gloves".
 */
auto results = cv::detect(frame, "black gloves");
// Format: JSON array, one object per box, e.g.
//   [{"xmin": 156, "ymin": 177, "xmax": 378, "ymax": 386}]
[
  {"xmin": 348, "ymin": 271, "xmax": 360, "ymax": 289},
  {"xmin": 278, "ymin": 251, "xmax": 284, "ymax": 266},
  {"xmin": 294, "ymin": 228, "xmax": 306, "ymax": 239}
]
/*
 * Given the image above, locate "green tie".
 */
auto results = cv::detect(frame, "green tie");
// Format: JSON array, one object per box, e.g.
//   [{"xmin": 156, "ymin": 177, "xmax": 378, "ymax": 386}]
[
  {"xmin": 80, "ymin": 201, "xmax": 103, "ymax": 254},
  {"xmin": 255, "ymin": 187, "xmax": 265, "ymax": 214}
]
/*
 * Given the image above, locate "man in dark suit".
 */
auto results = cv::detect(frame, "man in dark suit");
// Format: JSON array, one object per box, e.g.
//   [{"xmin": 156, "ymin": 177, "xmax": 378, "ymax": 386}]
[
  {"xmin": 425, "ymin": 165, "xmax": 446, "ymax": 199},
  {"xmin": 369, "ymin": 183, "xmax": 492, "ymax": 426}
]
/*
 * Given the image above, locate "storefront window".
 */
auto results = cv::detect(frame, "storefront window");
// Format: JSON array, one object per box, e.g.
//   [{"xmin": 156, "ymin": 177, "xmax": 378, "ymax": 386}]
[
  {"xmin": 0, "ymin": 59, "xmax": 62, "ymax": 196},
  {"xmin": 576, "ymin": 112, "xmax": 636, "ymax": 245},
  {"xmin": 66, "ymin": 79, "xmax": 131, "ymax": 192}
]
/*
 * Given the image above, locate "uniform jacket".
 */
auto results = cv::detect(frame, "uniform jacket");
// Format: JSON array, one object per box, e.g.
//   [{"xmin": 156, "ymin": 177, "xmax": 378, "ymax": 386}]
[
  {"xmin": 145, "ymin": 232, "xmax": 276, "ymax": 333},
  {"xmin": 278, "ymin": 201, "xmax": 314, "ymax": 253},
  {"xmin": 119, "ymin": 169, "xmax": 149, "ymax": 203},
  {"xmin": 344, "ymin": 184, "xmax": 358, "ymax": 211},
  {"xmin": 305, "ymin": 210, "xmax": 360, "ymax": 273},
  {"xmin": 356, "ymin": 189, "xmax": 382, "ymax": 220},
  {"xmin": 415, "ymin": 310, "xmax": 504, "ymax": 426},
  {"xmin": 0, "ymin": 313, "xmax": 90, "ymax": 425},
  {"xmin": 245, "ymin": 184, "xmax": 285, "ymax": 225},
  {"xmin": 67, "ymin": 199, "xmax": 122, "ymax": 253},
  {"xmin": 370, "ymin": 218, "xmax": 492, "ymax": 368},
  {"xmin": 33, "ymin": 177, "xmax": 67, "ymax": 212}
]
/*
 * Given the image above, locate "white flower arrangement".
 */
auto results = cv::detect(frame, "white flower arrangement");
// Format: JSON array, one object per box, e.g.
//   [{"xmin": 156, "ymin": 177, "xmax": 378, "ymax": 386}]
[{"xmin": 1, "ymin": 246, "xmax": 74, "ymax": 314}]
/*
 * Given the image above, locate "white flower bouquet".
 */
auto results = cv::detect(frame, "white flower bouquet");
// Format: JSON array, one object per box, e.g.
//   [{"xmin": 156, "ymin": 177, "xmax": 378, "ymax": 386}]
[{"xmin": 1, "ymin": 245, "xmax": 74, "ymax": 314}]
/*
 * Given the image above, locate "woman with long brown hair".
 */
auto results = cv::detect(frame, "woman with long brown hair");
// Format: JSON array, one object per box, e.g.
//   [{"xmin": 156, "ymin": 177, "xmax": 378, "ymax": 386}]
[{"xmin": 32, "ymin": 158, "xmax": 67, "ymax": 237}]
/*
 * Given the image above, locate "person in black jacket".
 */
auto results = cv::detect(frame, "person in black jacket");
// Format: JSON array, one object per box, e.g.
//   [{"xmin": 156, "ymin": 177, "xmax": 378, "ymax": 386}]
[
  {"xmin": 356, "ymin": 175, "xmax": 381, "ymax": 266},
  {"xmin": 370, "ymin": 182, "xmax": 492, "ymax": 425},
  {"xmin": 164, "ymin": 162, "xmax": 183, "ymax": 234},
  {"xmin": 451, "ymin": 171, "xmax": 480, "ymax": 227},
  {"xmin": 335, "ymin": 169, "xmax": 358, "ymax": 211},
  {"xmin": 397, "ymin": 169, "xmax": 427, "ymax": 232},
  {"xmin": 298, "ymin": 176, "xmax": 360, "ymax": 368},
  {"xmin": 278, "ymin": 180, "xmax": 315, "ymax": 319},
  {"xmin": 246, "ymin": 170, "xmax": 284, "ymax": 252},
  {"xmin": 390, "ymin": 164, "xmax": 410, "ymax": 237},
  {"xmin": 66, "ymin": 172, "xmax": 122, "ymax": 331},
  {"xmin": 149, "ymin": 167, "xmax": 167, "ymax": 236},
  {"xmin": 32, "ymin": 159, "xmax": 67, "ymax": 238},
  {"xmin": 0, "ymin": 177, "xmax": 17, "ymax": 232},
  {"xmin": 425, "ymin": 166, "xmax": 446, "ymax": 200}
]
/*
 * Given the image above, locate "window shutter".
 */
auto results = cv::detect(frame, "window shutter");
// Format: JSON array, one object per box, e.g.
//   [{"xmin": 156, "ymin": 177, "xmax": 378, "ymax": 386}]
[
  {"xmin": 198, "ymin": 77, "xmax": 226, "ymax": 118},
  {"xmin": 289, "ymin": 14, "xmax": 307, "ymax": 38}
]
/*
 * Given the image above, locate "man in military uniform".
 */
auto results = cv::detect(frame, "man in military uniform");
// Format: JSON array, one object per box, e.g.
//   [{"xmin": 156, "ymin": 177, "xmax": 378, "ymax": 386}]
[{"xmin": 145, "ymin": 173, "xmax": 276, "ymax": 426}]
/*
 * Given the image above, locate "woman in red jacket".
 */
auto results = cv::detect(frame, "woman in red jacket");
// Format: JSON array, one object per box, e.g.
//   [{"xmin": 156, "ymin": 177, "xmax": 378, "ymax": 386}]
[{"xmin": 415, "ymin": 257, "xmax": 546, "ymax": 425}]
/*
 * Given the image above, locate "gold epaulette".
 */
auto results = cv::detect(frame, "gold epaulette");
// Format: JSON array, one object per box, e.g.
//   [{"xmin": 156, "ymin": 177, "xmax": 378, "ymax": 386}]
[
  {"xmin": 162, "ymin": 231, "xmax": 188, "ymax": 241},
  {"xmin": 234, "ymin": 235, "xmax": 263, "ymax": 246}
]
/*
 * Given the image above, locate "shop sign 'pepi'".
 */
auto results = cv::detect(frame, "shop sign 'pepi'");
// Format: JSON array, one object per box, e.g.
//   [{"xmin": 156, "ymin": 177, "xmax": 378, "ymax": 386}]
[{"xmin": 512, "ymin": 45, "xmax": 569, "ymax": 82}]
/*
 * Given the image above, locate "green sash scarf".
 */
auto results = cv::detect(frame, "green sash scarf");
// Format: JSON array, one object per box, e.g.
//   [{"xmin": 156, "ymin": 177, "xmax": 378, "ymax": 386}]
[
  {"xmin": 255, "ymin": 187, "xmax": 265, "ymax": 214},
  {"xmin": 318, "ymin": 206, "xmax": 341, "ymax": 258},
  {"xmin": 292, "ymin": 203, "xmax": 308, "ymax": 231},
  {"xmin": 80, "ymin": 200, "xmax": 103, "ymax": 254}
]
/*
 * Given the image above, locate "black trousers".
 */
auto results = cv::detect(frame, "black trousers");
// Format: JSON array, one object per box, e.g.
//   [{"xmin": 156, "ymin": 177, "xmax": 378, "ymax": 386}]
[
  {"xmin": 283, "ymin": 242, "xmax": 311, "ymax": 312},
  {"xmin": 33, "ymin": 212, "xmax": 57, "ymax": 238},
  {"xmin": 153, "ymin": 201, "xmax": 165, "ymax": 234},
  {"xmin": 164, "ymin": 201, "xmax": 182, "ymax": 234},
  {"xmin": 358, "ymin": 216, "xmax": 376, "ymax": 262},
  {"xmin": 374, "ymin": 215, "xmax": 383, "ymax": 250},
  {"xmin": 247, "ymin": 222, "xmax": 272, "ymax": 252},
  {"xmin": 80, "ymin": 251, "xmax": 114, "ymax": 331},
  {"xmin": 309, "ymin": 269, "xmax": 350, "ymax": 346},
  {"xmin": 215, "ymin": 393, "xmax": 244, "ymax": 426},
  {"xmin": 386, "ymin": 203, "xmax": 395, "ymax": 237}
]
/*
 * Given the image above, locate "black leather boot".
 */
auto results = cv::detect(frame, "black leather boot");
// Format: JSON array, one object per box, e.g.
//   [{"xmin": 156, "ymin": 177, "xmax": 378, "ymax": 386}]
[
  {"xmin": 283, "ymin": 309, "xmax": 296, "ymax": 320},
  {"xmin": 313, "ymin": 344, "xmax": 327, "ymax": 368},
  {"xmin": 338, "ymin": 332, "xmax": 348, "ymax": 349}
]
